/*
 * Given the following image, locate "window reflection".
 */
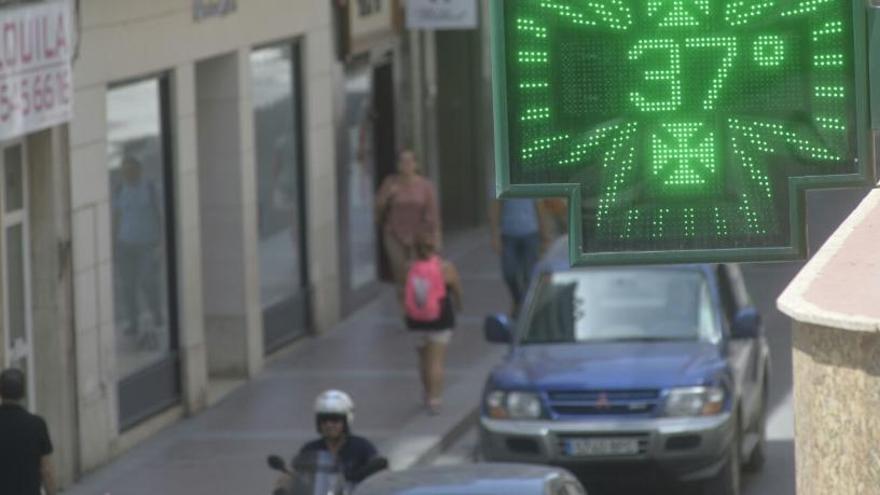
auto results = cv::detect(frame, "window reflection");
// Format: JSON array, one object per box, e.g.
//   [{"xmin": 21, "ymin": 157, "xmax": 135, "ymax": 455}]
[
  {"xmin": 251, "ymin": 43, "xmax": 308, "ymax": 349},
  {"xmin": 107, "ymin": 78, "xmax": 173, "ymax": 379},
  {"xmin": 344, "ymin": 67, "xmax": 378, "ymax": 290}
]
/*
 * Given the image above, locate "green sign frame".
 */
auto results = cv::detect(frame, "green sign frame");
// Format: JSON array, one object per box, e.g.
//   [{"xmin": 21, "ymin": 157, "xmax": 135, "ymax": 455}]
[{"xmin": 492, "ymin": 0, "xmax": 875, "ymax": 266}]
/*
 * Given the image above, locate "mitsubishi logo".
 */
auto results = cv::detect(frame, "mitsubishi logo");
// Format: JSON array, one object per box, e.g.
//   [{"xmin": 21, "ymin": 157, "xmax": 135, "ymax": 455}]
[{"xmin": 595, "ymin": 392, "xmax": 611, "ymax": 410}]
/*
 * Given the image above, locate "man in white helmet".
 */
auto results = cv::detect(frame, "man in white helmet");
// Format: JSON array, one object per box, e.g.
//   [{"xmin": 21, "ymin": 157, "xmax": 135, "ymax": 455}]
[{"xmin": 298, "ymin": 390, "xmax": 379, "ymax": 484}]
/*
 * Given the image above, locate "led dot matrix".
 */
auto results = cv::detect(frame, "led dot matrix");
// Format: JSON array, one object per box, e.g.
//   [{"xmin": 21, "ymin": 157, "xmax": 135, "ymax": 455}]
[{"xmin": 500, "ymin": 0, "xmax": 862, "ymax": 260}]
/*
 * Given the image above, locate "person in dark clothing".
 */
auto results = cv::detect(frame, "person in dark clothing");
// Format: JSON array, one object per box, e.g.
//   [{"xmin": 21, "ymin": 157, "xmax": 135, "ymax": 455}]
[
  {"xmin": 298, "ymin": 435, "xmax": 378, "ymax": 484},
  {"xmin": 274, "ymin": 390, "xmax": 381, "ymax": 492},
  {"xmin": 298, "ymin": 390, "xmax": 379, "ymax": 483},
  {"xmin": 0, "ymin": 368, "xmax": 56, "ymax": 495}
]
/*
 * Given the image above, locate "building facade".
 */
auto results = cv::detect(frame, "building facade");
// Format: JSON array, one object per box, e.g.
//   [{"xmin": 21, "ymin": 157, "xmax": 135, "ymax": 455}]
[
  {"xmin": 62, "ymin": 0, "xmax": 350, "ymax": 481},
  {"xmin": 0, "ymin": 0, "xmax": 79, "ymax": 486},
  {"xmin": 0, "ymin": 0, "xmax": 492, "ymax": 487}
]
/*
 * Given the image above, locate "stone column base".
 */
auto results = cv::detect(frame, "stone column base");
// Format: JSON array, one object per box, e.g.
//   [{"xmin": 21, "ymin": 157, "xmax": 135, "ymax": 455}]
[{"xmin": 793, "ymin": 323, "xmax": 880, "ymax": 495}]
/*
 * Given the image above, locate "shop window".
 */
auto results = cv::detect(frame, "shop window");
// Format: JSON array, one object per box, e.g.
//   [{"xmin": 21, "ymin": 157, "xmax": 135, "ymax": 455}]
[
  {"xmin": 250, "ymin": 42, "xmax": 309, "ymax": 351},
  {"xmin": 107, "ymin": 76, "xmax": 180, "ymax": 428}
]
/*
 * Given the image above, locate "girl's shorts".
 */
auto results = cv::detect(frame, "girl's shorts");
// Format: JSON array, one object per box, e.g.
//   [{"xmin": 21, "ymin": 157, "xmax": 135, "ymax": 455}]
[{"xmin": 410, "ymin": 330, "xmax": 453, "ymax": 348}]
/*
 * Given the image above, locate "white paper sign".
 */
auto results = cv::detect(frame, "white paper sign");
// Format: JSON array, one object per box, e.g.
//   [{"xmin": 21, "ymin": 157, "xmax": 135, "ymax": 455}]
[
  {"xmin": 406, "ymin": 0, "xmax": 478, "ymax": 30},
  {"xmin": 0, "ymin": 0, "xmax": 74, "ymax": 142}
]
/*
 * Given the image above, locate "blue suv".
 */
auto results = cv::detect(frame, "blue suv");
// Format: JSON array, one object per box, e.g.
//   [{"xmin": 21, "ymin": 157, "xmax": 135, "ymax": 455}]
[{"xmin": 479, "ymin": 249, "xmax": 769, "ymax": 495}]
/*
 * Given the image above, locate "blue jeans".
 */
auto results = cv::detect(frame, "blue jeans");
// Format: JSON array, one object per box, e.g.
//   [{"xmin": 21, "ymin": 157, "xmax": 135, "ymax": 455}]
[{"xmin": 501, "ymin": 233, "xmax": 540, "ymax": 313}]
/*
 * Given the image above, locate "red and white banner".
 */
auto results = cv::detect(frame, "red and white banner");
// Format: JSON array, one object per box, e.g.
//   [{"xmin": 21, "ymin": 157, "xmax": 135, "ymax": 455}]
[{"xmin": 0, "ymin": 0, "xmax": 74, "ymax": 141}]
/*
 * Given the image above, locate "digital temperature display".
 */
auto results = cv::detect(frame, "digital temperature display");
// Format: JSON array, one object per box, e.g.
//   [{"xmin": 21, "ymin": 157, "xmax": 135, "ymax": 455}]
[{"xmin": 493, "ymin": 0, "xmax": 872, "ymax": 264}]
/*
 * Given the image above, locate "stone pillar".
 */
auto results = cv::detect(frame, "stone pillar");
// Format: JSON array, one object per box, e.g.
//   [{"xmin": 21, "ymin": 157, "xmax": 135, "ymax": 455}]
[
  {"xmin": 304, "ymin": 16, "xmax": 342, "ymax": 333},
  {"xmin": 67, "ymin": 80, "xmax": 119, "ymax": 472},
  {"xmin": 196, "ymin": 50, "xmax": 264, "ymax": 380},
  {"xmin": 28, "ymin": 127, "xmax": 78, "ymax": 486},
  {"xmin": 172, "ymin": 63, "xmax": 209, "ymax": 414},
  {"xmin": 778, "ymin": 188, "xmax": 880, "ymax": 495},
  {"xmin": 791, "ymin": 323, "xmax": 880, "ymax": 494}
]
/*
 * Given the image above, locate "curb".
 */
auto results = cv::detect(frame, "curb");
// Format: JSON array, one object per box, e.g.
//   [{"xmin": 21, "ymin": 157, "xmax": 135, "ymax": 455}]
[
  {"xmin": 410, "ymin": 408, "xmax": 479, "ymax": 467},
  {"xmin": 380, "ymin": 347, "xmax": 503, "ymax": 471}
]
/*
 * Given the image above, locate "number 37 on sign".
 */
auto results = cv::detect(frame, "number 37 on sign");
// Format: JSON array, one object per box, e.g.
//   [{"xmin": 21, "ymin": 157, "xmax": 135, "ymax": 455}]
[{"xmin": 491, "ymin": 0, "xmax": 875, "ymax": 265}]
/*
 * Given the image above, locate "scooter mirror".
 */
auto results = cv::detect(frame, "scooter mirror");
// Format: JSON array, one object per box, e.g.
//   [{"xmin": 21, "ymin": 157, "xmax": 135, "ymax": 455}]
[
  {"xmin": 357, "ymin": 456, "xmax": 389, "ymax": 480},
  {"xmin": 367, "ymin": 457, "xmax": 389, "ymax": 472},
  {"xmin": 267, "ymin": 455, "xmax": 289, "ymax": 473}
]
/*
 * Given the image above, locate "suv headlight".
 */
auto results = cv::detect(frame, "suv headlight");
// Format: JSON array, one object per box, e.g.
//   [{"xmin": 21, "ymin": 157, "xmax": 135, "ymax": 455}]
[
  {"xmin": 485, "ymin": 390, "xmax": 543, "ymax": 420},
  {"xmin": 665, "ymin": 386, "xmax": 726, "ymax": 417}
]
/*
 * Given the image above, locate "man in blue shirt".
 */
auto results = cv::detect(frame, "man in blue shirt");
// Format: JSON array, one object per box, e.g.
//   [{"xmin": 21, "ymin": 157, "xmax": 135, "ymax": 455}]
[{"xmin": 489, "ymin": 199, "xmax": 550, "ymax": 317}]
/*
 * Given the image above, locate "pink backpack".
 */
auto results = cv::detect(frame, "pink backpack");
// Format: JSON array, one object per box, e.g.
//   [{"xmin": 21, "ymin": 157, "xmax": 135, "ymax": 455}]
[{"xmin": 405, "ymin": 256, "xmax": 447, "ymax": 322}]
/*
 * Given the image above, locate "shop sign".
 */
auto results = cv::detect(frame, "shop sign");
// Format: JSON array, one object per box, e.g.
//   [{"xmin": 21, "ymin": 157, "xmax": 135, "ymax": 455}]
[
  {"xmin": 0, "ymin": 0, "xmax": 74, "ymax": 142},
  {"xmin": 406, "ymin": 0, "xmax": 478, "ymax": 30},
  {"xmin": 193, "ymin": 0, "xmax": 237, "ymax": 22},
  {"xmin": 347, "ymin": 0, "xmax": 400, "ymax": 54}
]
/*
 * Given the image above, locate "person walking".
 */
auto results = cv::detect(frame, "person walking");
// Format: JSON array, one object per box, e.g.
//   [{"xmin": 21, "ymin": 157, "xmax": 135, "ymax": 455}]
[
  {"xmin": 0, "ymin": 368, "xmax": 56, "ymax": 495},
  {"xmin": 404, "ymin": 233, "xmax": 462, "ymax": 414},
  {"xmin": 489, "ymin": 199, "xmax": 550, "ymax": 317},
  {"xmin": 376, "ymin": 150, "xmax": 442, "ymax": 300}
]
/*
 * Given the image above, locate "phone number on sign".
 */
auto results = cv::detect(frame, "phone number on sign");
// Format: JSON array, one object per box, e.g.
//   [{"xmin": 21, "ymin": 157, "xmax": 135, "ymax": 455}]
[{"xmin": 0, "ymin": 69, "xmax": 72, "ymax": 123}]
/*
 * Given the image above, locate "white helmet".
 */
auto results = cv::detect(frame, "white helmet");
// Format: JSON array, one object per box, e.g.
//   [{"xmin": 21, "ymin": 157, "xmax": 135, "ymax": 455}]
[{"xmin": 314, "ymin": 389, "xmax": 355, "ymax": 427}]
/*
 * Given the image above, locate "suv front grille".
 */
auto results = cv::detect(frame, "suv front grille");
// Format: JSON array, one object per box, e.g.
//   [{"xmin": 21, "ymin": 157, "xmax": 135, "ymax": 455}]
[{"xmin": 547, "ymin": 389, "xmax": 660, "ymax": 417}]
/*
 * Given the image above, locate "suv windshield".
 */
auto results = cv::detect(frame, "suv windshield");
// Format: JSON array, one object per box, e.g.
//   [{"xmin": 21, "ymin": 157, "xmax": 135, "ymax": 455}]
[{"xmin": 520, "ymin": 269, "xmax": 721, "ymax": 345}]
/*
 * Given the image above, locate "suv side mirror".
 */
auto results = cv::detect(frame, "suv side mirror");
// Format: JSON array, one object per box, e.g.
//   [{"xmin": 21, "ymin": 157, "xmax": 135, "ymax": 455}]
[
  {"xmin": 484, "ymin": 314, "xmax": 513, "ymax": 344},
  {"xmin": 731, "ymin": 307, "xmax": 761, "ymax": 339}
]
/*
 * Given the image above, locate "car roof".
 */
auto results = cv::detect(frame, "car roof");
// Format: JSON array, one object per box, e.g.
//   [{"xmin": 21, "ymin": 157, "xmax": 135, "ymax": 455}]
[
  {"xmin": 354, "ymin": 463, "xmax": 571, "ymax": 495},
  {"xmin": 537, "ymin": 236, "xmax": 717, "ymax": 276}
]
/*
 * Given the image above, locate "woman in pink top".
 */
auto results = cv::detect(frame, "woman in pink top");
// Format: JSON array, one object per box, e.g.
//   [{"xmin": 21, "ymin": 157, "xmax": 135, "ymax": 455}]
[{"xmin": 376, "ymin": 150, "xmax": 442, "ymax": 297}]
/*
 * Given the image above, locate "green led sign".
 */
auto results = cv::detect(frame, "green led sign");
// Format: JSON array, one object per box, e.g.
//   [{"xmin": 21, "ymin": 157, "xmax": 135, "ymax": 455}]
[{"xmin": 492, "ymin": 0, "xmax": 874, "ymax": 265}]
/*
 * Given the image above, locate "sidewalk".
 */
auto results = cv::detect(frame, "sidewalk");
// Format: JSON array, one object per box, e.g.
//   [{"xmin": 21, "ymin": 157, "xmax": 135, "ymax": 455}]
[{"xmin": 64, "ymin": 229, "xmax": 509, "ymax": 495}]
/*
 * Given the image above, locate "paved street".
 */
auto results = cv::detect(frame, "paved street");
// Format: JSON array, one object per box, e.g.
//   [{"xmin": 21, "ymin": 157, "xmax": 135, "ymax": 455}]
[
  {"xmin": 61, "ymin": 187, "xmax": 871, "ymax": 495},
  {"xmin": 430, "ymin": 187, "xmax": 872, "ymax": 495},
  {"xmin": 63, "ymin": 230, "xmax": 509, "ymax": 495}
]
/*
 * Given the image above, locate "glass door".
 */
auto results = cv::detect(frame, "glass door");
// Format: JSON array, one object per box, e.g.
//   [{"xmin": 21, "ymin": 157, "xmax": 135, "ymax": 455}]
[
  {"xmin": 343, "ymin": 64, "xmax": 378, "ymax": 293},
  {"xmin": 107, "ymin": 76, "xmax": 181, "ymax": 430},
  {"xmin": 1, "ymin": 142, "xmax": 35, "ymax": 408},
  {"xmin": 250, "ymin": 42, "xmax": 310, "ymax": 352}
]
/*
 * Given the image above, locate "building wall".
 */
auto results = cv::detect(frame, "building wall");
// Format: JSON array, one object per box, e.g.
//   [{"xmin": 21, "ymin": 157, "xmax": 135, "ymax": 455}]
[
  {"xmin": 67, "ymin": 0, "xmax": 340, "ymax": 477},
  {"xmin": 29, "ymin": 128, "xmax": 79, "ymax": 487},
  {"xmin": 195, "ymin": 52, "xmax": 259, "ymax": 379}
]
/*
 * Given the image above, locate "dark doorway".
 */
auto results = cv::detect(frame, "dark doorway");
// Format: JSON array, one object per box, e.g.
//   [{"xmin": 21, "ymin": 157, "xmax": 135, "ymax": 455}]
[
  {"xmin": 373, "ymin": 62, "xmax": 397, "ymax": 282},
  {"xmin": 436, "ymin": 30, "xmax": 487, "ymax": 231}
]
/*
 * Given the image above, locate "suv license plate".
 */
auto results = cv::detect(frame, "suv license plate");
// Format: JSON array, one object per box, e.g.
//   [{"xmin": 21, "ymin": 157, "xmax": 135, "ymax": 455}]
[{"xmin": 564, "ymin": 438, "xmax": 640, "ymax": 457}]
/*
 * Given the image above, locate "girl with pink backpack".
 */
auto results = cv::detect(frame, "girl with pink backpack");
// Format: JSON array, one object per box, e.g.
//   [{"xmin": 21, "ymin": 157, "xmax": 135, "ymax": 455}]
[{"xmin": 404, "ymin": 232, "xmax": 462, "ymax": 414}]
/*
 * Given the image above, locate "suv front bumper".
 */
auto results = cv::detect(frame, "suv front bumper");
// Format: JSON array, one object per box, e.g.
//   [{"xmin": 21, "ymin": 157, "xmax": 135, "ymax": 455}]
[{"xmin": 479, "ymin": 413, "xmax": 734, "ymax": 483}]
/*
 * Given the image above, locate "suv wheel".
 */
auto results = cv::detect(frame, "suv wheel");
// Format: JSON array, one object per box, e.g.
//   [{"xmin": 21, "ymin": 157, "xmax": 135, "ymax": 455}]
[
  {"xmin": 705, "ymin": 412, "xmax": 741, "ymax": 495},
  {"xmin": 743, "ymin": 381, "xmax": 768, "ymax": 472}
]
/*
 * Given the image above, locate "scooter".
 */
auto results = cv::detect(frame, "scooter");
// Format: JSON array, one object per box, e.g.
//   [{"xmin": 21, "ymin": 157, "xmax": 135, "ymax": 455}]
[{"xmin": 267, "ymin": 451, "xmax": 388, "ymax": 495}]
